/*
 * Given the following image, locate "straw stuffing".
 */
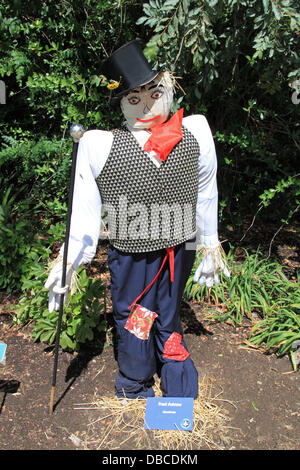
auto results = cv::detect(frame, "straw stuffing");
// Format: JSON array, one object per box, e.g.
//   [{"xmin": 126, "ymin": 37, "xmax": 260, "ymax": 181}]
[{"xmin": 74, "ymin": 375, "xmax": 235, "ymax": 450}]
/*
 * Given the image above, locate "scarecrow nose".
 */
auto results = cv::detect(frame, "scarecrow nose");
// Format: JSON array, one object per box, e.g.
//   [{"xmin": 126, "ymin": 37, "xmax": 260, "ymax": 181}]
[{"xmin": 143, "ymin": 102, "xmax": 151, "ymax": 113}]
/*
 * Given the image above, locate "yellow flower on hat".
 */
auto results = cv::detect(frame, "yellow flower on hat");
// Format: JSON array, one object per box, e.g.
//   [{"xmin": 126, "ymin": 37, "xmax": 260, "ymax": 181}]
[{"xmin": 107, "ymin": 80, "xmax": 120, "ymax": 90}]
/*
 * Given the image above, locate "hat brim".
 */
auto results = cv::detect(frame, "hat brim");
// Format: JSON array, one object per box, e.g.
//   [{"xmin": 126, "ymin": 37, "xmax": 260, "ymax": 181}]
[{"xmin": 111, "ymin": 68, "xmax": 164, "ymax": 102}]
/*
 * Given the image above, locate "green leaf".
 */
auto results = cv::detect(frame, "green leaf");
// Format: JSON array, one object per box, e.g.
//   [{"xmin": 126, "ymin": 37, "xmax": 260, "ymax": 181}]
[
  {"xmin": 271, "ymin": 3, "xmax": 281, "ymax": 20},
  {"xmin": 164, "ymin": 0, "xmax": 180, "ymax": 7},
  {"xmin": 252, "ymin": 401, "xmax": 259, "ymax": 411},
  {"xmin": 262, "ymin": 0, "xmax": 269, "ymax": 14},
  {"xmin": 136, "ymin": 16, "xmax": 148, "ymax": 25}
]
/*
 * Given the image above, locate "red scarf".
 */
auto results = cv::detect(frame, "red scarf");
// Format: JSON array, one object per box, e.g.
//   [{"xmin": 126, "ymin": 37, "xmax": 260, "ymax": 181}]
[{"xmin": 143, "ymin": 108, "xmax": 184, "ymax": 161}]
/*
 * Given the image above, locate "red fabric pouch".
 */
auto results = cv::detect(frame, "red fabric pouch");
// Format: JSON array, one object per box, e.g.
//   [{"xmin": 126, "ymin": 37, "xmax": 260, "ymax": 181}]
[
  {"xmin": 163, "ymin": 332, "xmax": 190, "ymax": 361},
  {"xmin": 125, "ymin": 304, "xmax": 158, "ymax": 340}
]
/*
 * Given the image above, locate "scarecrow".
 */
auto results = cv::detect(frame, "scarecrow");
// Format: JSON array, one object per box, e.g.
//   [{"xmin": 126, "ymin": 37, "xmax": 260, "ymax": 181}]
[{"xmin": 45, "ymin": 40, "xmax": 230, "ymax": 399}]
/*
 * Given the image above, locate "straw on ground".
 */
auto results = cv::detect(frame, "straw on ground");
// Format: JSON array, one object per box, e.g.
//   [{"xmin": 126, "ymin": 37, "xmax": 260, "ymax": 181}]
[{"xmin": 74, "ymin": 376, "xmax": 236, "ymax": 450}]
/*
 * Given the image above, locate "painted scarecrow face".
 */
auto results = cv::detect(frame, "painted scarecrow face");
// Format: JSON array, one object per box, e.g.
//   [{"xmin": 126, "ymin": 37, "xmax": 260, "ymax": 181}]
[{"xmin": 120, "ymin": 72, "xmax": 174, "ymax": 130}]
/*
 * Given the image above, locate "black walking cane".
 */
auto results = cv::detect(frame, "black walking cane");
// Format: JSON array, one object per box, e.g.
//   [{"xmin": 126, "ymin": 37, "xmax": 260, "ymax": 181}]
[{"xmin": 49, "ymin": 124, "xmax": 84, "ymax": 415}]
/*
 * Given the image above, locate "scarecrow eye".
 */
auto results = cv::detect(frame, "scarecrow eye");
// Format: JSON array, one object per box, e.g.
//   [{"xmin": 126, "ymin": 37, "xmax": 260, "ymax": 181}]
[
  {"xmin": 128, "ymin": 96, "xmax": 140, "ymax": 105},
  {"xmin": 151, "ymin": 89, "xmax": 164, "ymax": 100}
]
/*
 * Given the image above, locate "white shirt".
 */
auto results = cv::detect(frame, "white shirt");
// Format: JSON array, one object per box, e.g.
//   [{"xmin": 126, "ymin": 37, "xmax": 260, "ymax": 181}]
[{"xmin": 61, "ymin": 114, "xmax": 219, "ymax": 269}]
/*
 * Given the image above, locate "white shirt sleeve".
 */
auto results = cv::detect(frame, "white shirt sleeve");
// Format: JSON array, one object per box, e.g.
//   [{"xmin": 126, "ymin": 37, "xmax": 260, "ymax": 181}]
[
  {"xmin": 59, "ymin": 129, "xmax": 113, "ymax": 268},
  {"xmin": 183, "ymin": 114, "xmax": 219, "ymax": 247}
]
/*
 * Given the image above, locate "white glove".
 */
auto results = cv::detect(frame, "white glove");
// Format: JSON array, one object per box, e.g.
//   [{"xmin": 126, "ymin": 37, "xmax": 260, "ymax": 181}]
[
  {"xmin": 193, "ymin": 243, "xmax": 230, "ymax": 288},
  {"xmin": 44, "ymin": 260, "xmax": 74, "ymax": 313}
]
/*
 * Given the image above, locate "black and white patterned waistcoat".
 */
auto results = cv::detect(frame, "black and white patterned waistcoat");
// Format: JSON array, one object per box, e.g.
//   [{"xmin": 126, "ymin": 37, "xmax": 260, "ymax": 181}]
[{"xmin": 96, "ymin": 126, "xmax": 199, "ymax": 253}]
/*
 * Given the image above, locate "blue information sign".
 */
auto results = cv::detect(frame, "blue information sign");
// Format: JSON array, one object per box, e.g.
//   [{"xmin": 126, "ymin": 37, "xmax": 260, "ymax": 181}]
[{"xmin": 144, "ymin": 397, "xmax": 194, "ymax": 431}]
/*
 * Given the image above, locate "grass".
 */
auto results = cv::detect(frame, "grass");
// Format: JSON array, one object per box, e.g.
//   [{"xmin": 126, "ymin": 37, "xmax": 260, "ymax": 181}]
[{"xmin": 184, "ymin": 247, "xmax": 300, "ymax": 367}]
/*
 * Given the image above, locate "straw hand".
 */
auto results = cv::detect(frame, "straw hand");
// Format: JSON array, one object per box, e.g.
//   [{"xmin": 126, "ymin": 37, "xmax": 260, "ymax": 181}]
[{"xmin": 193, "ymin": 244, "xmax": 230, "ymax": 288}]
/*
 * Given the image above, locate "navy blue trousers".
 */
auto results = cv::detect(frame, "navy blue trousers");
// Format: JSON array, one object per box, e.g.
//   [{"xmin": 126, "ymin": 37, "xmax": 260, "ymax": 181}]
[{"xmin": 108, "ymin": 239, "xmax": 198, "ymax": 399}]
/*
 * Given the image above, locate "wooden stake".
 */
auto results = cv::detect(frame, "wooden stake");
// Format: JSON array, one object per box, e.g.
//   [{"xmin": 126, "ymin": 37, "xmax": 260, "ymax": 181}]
[{"xmin": 49, "ymin": 386, "xmax": 55, "ymax": 415}]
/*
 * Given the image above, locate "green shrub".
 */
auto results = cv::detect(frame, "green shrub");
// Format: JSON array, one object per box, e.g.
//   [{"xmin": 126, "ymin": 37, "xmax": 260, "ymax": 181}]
[
  {"xmin": 0, "ymin": 182, "xmax": 38, "ymax": 291},
  {"xmin": 15, "ymin": 261, "xmax": 107, "ymax": 351},
  {"xmin": 0, "ymin": 135, "xmax": 71, "ymax": 211},
  {"xmin": 0, "ymin": 0, "xmax": 134, "ymax": 138},
  {"xmin": 0, "ymin": 135, "xmax": 70, "ymax": 291}
]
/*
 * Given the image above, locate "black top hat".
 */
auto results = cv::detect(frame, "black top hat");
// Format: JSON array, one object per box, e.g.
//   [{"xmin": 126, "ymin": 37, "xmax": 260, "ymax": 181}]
[{"xmin": 100, "ymin": 39, "xmax": 161, "ymax": 100}]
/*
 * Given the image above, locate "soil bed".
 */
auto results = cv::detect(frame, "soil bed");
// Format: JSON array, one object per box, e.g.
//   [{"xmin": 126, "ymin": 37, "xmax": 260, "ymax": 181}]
[{"xmin": 0, "ymin": 227, "xmax": 299, "ymax": 452}]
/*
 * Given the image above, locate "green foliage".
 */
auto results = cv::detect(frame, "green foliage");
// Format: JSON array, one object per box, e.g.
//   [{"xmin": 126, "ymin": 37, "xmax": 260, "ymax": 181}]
[
  {"xmin": 0, "ymin": 181, "xmax": 40, "ymax": 291},
  {"xmin": 137, "ymin": 0, "xmax": 300, "ymax": 230},
  {"xmin": 185, "ymin": 247, "xmax": 300, "ymax": 361},
  {"xmin": 0, "ymin": 0, "xmax": 144, "ymax": 138},
  {"xmin": 0, "ymin": 177, "xmax": 66, "ymax": 293},
  {"xmin": 249, "ymin": 282, "xmax": 300, "ymax": 366},
  {"xmin": 213, "ymin": 127, "xmax": 300, "ymax": 228},
  {"xmin": 137, "ymin": 0, "xmax": 300, "ymax": 104},
  {"xmin": 0, "ymin": 134, "xmax": 71, "ymax": 202},
  {"xmin": 15, "ymin": 262, "xmax": 106, "ymax": 351},
  {"xmin": 0, "ymin": 136, "xmax": 71, "ymax": 291}
]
